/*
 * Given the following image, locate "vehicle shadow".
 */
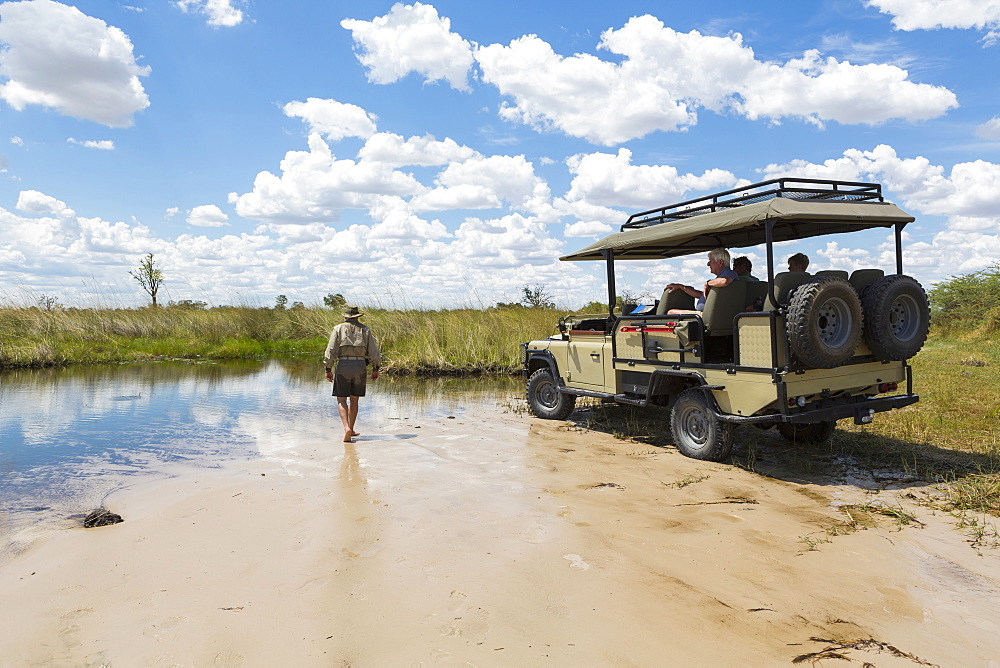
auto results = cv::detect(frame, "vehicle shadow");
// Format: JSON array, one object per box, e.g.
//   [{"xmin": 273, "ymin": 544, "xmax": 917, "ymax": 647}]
[{"xmin": 568, "ymin": 400, "xmax": 999, "ymax": 492}]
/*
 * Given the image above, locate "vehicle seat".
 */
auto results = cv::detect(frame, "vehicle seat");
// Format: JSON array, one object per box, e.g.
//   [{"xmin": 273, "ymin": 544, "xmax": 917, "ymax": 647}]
[
  {"xmin": 701, "ymin": 279, "xmax": 747, "ymax": 336},
  {"xmin": 654, "ymin": 288, "xmax": 695, "ymax": 315},
  {"xmin": 815, "ymin": 270, "xmax": 849, "ymax": 280},
  {"xmin": 763, "ymin": 271, "xmax": 813, "ymax": 311},
  {"xmin": 744, "ymin": 281, "xmax": 768, "ymax": 311},
  {"xmin": 849, "ymin": 268, "xmax": 885, "ymax": 296}
]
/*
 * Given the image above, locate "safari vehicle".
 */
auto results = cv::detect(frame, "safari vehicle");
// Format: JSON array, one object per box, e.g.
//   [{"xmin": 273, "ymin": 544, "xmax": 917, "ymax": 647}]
[{"xmin": 521, "ymin": 178, "xmax": 929, "ymax": 461}]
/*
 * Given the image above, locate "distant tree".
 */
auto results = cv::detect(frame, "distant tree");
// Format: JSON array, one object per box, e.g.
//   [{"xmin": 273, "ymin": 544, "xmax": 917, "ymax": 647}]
[
  {"xmin": 36, "ymin": 294, "xmax": 61, "ymax": 311},
  {"xmin": 130, "ymin": 253, "xmax": 163, "ymax": 307},
  {"xmin": 521, "ymin": 283, "xmax": 555, "ymax": 308},
  {"xmin": 168, "ymin": 299, "xmax": 208, "ymax": 310},
  {"xmin": 290, "ymin": 301, "xmax": 306, "ymax": 310},
  {"xmin": 323, "ymin": 293, "xmax": 346, "ymax": 309},
  {"xmin": 577, "ymin": 300, "xmax": 608, "ymax": 313},
  {"xmin": 929, "ymin": 263, "xmax": 1000, "ymax": 324},
  {"xmin": 274, "ymin": 294, "xmax": 288, "ymax": 310},
  {"xmin": 492, "ymin": 301, "xmax": 525, "ymax": 310}
]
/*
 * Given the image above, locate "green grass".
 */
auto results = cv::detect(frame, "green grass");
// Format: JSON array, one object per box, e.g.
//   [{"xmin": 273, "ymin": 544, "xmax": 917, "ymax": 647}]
[{"xmin": 0, "ymin": 304, "xmax": 561, "ymax": 373}]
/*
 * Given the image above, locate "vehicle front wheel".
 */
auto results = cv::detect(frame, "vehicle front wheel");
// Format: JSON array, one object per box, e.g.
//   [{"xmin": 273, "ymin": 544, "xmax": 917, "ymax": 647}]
[
  {"xmin": 775, "ymin": 420, "xmax": 835, "ymax": 445},
  {"xmin": 526, "ymin": 369, "xmax": 576, "ymax": 420},
  {"xmin": 670, "ymin": 388, "xmax": 733, "ymax": 461}
]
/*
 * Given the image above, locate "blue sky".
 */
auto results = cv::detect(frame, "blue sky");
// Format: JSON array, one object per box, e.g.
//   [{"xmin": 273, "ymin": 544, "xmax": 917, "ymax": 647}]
[{"xmin": 2, "ymin": 0, "xmax": 999, "ymax": 308}]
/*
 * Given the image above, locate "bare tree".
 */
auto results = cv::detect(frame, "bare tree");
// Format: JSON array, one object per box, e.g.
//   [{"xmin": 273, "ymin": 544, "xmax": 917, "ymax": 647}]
[
  {"xmin": 521, "ymin": 284, "xmax": 555, "ymax": 308},
  {"xmin": 130, "ymin": 253, "xmax": 163, "ymax": 307},
  {"xmin": 36, "ymin": 294, "xmax": 61, "ymax": 311}
]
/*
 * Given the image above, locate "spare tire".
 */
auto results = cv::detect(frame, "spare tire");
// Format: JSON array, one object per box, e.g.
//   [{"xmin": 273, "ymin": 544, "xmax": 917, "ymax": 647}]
[
  {"xmin": 861, "ymin": 274, "xmax": 929, "ymax": 360},
  {"xmin": 786, "ymin": 278, "xmax": 863, "ymax": 369}
]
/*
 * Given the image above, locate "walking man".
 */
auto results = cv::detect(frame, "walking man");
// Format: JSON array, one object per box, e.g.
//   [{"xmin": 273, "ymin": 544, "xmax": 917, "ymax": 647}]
[{"xmin": 324, "ymin": 306, "xmax": 381, "ymax": 443}]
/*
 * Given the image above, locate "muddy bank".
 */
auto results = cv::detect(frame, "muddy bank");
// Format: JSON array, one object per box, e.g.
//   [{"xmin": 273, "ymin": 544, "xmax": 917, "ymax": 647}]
[{"xmin": 1, "ymin": 403, "xmax": 998, "ymax": 665}]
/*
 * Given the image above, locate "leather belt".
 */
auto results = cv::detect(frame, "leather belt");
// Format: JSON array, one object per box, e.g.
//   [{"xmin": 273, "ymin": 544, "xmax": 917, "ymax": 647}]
[{"xmin": 338, "ymin": 356, "xmax": 366, "ymax": 360}]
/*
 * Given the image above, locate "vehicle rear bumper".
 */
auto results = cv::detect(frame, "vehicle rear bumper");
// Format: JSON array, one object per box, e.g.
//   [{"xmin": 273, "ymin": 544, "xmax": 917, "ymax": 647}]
[{"xmin": 717, "ymin": 393, "xmax": 919, "ymax": 425}]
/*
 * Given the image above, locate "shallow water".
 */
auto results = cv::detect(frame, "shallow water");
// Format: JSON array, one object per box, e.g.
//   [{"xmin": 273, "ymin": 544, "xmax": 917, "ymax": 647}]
[{"xmin": 0, "ymin": 360, "xmax": 520, "ymax": 542}]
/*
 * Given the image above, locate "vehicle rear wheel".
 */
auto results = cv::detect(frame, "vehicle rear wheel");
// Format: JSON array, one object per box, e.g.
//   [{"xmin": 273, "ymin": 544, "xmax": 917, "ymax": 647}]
[
  {"xmin": 775, "ymin": 420, "xmax": 835, "ymax": 445},
  {"xmin": 670, "ymin": 388, "xmax": 733, "ymax": 461},
  {"xmin": 786, "ymin": 278, "xmax": 863, "ymax": 369},
  {"xmin": 526, "ymin": 369, "xmax": 576, "ymax": 420},
  {"xmin": 861, "ymin": 275, "xmax": 930, "ymax": 361}
]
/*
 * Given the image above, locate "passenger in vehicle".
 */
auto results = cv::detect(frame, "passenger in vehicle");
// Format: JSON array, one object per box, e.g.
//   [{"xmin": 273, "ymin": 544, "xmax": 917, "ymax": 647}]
[
  {"xmin": 733, "ymin": 256, "xmax": 760, "ymax": 281},
  {"xmin": 665, "ymin": 248, "xmax": 738, "ymax": 315},
  {"xmin": 788, "ymin": 252, "xmax": 809, "ymax": 272}
]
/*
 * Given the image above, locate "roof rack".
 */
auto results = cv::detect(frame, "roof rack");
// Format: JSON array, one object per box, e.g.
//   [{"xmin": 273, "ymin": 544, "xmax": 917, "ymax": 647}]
[{"xmin": 621, "ymin": 178, "xmax": 883, "ymax": 230}]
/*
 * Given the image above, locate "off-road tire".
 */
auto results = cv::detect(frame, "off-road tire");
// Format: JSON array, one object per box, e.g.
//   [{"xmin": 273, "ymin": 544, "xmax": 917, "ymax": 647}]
[
  {"xmin": 786, "ymin": 278, "xmax": 863, "ymax": 369},
  {"xmin": 861, "ymin": 274, "xmax": 930, "ymax": 361},
  {"xmin": 775, "ymin": 420, "xmax": 835, "ymax": 445},
  {"xmin": 526, "ymin": 369, "xmax": 576, "ymax": 420},
  {"xmin": 670, "ymin": 388, "xmax": 733, "ymax": 461}
]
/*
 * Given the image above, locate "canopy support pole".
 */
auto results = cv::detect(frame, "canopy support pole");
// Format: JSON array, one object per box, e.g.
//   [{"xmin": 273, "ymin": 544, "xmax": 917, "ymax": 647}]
[
  {"xmin": 765, "ymin": 221, "xmax": 777, "ymax": 306},
  {"xmin": 601, "ymin": 249, "xmax": 616, "ymax": 318},
  {"xmin": 894, "ymin": 222, "xmax": 904, "ymax": 275}
]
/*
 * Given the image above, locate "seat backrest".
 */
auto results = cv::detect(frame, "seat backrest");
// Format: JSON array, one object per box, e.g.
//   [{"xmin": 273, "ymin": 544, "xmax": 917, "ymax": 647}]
[
  {"xmin": 654, "ymin": 288, "xmax": 695, "ymax": 315},
  {"xmin": 816, "ymin": 270, "xmax": 849, "ymax": 280},
  {"xmin": 702, "ymin": 280, "xmax": 747, "ymax": 336},
  {"xmin": 745, "ymin": 281, "xmax": 768, "ymax": 310},
  {"xmin": 849, "ymin": 268, "xmax": 884, "ymax": 296},
  {"xmin": 763, "ymin": 272, "xmax": 813, "ymax": 311}
]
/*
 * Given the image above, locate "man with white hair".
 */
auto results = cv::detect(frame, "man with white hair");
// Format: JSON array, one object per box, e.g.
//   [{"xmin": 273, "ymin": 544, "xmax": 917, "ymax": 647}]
[{"xmin": 665, "ymin": 248, "xmax": 738, "ymax": 315}]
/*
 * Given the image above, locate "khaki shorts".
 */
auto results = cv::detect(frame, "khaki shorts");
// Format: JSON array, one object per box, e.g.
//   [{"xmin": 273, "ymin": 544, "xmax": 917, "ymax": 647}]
[{"xmin": 332, "ymin": 359, "xmax": 367, "ymax": 397}]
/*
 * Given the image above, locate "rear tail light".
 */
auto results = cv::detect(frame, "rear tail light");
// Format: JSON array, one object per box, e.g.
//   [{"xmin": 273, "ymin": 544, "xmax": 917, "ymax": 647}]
[{"xmin": 878, "ymin": 382, "xmax": 898, "ymax": 393}]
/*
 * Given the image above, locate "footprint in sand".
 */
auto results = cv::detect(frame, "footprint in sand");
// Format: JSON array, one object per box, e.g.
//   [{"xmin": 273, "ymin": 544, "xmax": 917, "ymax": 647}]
[{"xmin": 563, "ymin": 553, "xmax": 590, "ymax": 571}]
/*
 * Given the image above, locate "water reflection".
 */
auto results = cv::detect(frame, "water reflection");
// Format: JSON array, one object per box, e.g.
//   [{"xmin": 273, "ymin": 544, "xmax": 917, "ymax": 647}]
[{"xmin": 0, "ymin": 361, "xmax": 520, "ymax": 544}]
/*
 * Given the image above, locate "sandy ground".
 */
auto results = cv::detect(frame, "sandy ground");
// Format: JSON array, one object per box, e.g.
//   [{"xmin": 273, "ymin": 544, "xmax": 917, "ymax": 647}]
[{"xmin": 2, "ymin": 401, "xmax": 999, "ymax": 667}]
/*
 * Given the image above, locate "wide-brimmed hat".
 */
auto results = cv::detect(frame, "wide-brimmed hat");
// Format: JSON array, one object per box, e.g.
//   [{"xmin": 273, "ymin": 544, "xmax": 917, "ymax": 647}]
[{"xmin": 343, "ymin": 305, "xmax": 364, "ymax": 318}]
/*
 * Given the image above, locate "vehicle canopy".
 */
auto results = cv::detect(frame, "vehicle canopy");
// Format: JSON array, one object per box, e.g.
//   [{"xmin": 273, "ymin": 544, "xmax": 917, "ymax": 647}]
[{"xmin": 560, "ymin": 178, "xmax": 914, "ymax": 263}]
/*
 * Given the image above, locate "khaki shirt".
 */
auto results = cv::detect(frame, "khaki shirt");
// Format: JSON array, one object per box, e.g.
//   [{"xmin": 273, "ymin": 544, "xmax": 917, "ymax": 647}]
[{"xmin": 324, "ymin": 320, "xmax": 381, "ymax": 368}]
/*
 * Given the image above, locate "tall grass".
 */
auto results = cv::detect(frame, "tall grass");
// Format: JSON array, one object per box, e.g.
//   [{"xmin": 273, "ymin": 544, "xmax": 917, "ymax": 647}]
[{"xmin": 0, "ymin": 305, "xmax": 561, "ymax": 373}]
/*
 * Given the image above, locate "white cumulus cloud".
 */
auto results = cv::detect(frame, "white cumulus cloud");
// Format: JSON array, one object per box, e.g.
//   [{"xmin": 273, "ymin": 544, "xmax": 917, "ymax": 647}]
[
  {"xmin": 174, "ymin": 0, "xmax": 244, "ymax": 27},
  {"xmin": 283, "ymin": 98, "xmax": 378, "ymax": 141},
  {"xmin": 476, "ymin": 16, "xmax": 958, "ymax": 144},
  {"xmin": 564, "ymin": 220, "xmax": 613, "ymax": 238},
  {"xmin": 0, "ymin": 0, "xmax": 150, "ymax": 127},
  {"xmin": 231, "ymin": 133, "xmax": 425, "ymax": 224},
  {"xmin": 341, "ymin": 2, "xmax": 474, "ymax": 91},
  {"xmin": 865, "ymin": 0, "xmax": 1000, "ymax": 31},
  {"xmin": 564, "ymin": 149, "xmax": 740, "ymax": 209},
  {"xmin": 187, "ymin": 204, "xmax": 229, "ymax": 227},
  {"xmin": 358, "ymin": 132, "xmax": 477, "ymax": 167},
  {"xmin": 16, "ymin": 189, "xmax": 74, "ymax": 217}
]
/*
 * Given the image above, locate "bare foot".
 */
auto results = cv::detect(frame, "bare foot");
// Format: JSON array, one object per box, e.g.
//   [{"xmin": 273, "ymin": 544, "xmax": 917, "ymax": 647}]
[
  {"xmin": 350, "ymin": 429, "xmax": 361, "ymax": 437},
  {"xmin": 343, "ymin": 431, "xmax": 353, "ymax": 443}
]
